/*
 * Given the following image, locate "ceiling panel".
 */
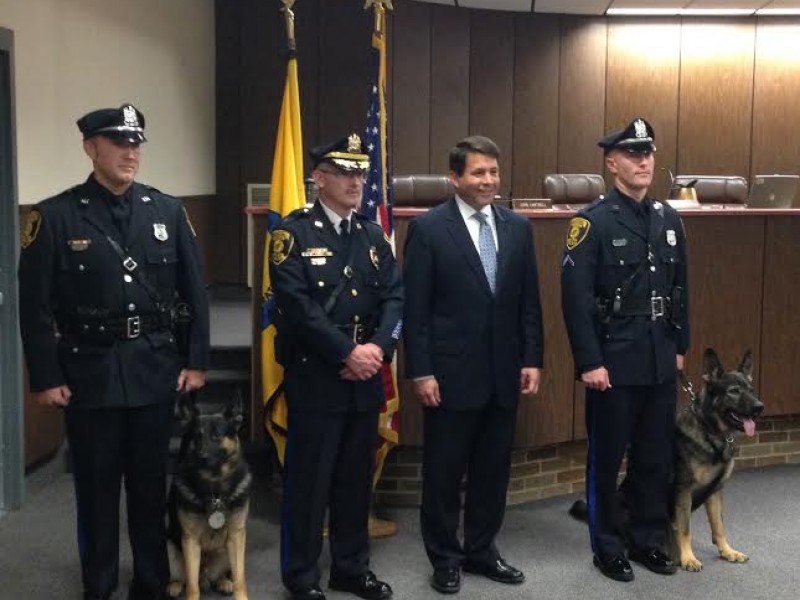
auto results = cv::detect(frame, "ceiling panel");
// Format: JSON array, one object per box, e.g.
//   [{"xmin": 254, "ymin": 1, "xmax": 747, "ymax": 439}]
[
  {"xmin": 408, "ymin": 0, "xmax": 800, "ymax": 13},
  {"xmin": 459, "ymin": 0, "xmax": 533, "ymax": 10}
]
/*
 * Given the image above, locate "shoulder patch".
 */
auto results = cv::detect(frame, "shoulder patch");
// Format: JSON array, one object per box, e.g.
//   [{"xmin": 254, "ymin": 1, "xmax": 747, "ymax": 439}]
[
  {"xmin": 566, "ymin": 217, "xmax": 591, "ymax": 250},
  {"xmin": 270, "ymin": 229, "xmax": 294, "ymax": 265},
  {"xmin": 21, "ymin": 210, "xmax": 42, "ymax": 249}
]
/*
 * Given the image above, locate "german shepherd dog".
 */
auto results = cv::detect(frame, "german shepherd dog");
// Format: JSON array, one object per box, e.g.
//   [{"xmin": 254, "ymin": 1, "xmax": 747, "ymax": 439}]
[
  {"xmin": 166, "ymin": 395, "xmax": 252, "ymax": 600},
  {"xmin": 569, "ymin": 348, "xmax": 764, "ymax": 572},
  {"xmin": 669, "ymin": 348, "xmax": 764, "ymax": 571}
]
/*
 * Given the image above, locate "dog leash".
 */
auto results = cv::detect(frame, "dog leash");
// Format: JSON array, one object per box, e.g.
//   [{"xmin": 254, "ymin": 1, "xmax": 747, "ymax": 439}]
[{"xmin": 678, "ymin": 370, "xmax": 697, "ymax": 403}]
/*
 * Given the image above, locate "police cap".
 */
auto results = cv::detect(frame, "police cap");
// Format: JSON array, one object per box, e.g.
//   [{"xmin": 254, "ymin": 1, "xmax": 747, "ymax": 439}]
[
  {"xmin": 77, "ymin": 103, "xmax": 147, "ymax": 143},
  {"xmin": 310, "ymin": 133, "xmax": 369, "ymax": 174},
  {"xmin": 598, "ymin": 118, "xmax": 655, "ymax": 154}
]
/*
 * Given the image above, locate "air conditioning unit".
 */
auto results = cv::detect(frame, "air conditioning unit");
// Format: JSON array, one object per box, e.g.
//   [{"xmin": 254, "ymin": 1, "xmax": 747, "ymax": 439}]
[{"xmin": 246, "ymin": 183, "xmax": 270, "ymax": 288}]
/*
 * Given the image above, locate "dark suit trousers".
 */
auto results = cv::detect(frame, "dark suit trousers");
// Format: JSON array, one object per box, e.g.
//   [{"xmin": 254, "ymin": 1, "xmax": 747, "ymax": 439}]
[
  {"xmin": 65, "ymin": 401, "xmax": 174, "ymax": 599},
  {"xmin": 280, "ymin": 409, "xmax": 379, "ymax": 592},
  {"xmin": 585, "ymin": 384, "xmax": 676, "ymax": 558},
  {"xmin": 421, "ymin": 403, "xmax": 517, "ymax": 569}
]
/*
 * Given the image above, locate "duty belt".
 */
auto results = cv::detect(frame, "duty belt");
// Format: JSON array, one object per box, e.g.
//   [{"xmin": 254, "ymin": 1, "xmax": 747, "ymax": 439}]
[
  {"xmin": 63, "ymin": 313, "xmax": 169, "ymax": 343},
  {"xmin": 334, "ymin": 323, "xmax": 375, "ymax": 344},
  {"xmin": 598, "ymin": 296, "xmax": 672, "ymax": 321}
]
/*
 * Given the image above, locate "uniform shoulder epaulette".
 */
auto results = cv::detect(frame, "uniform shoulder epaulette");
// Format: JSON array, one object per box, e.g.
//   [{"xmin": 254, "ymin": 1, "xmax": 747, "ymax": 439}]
[
  {"xmin": 143, "ymin": 184, "xmax": 163, "ymax": 194},
  {"xmin": 583, "ymin": 196, "xmax": 606, "ymax": 212},
  {"xmin": 283, "ymin": 206, "xmax": 312, "ymax": 223}
]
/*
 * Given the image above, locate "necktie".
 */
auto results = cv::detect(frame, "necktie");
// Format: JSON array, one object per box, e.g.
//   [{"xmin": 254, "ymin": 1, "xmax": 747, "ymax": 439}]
[
  {"xmin": 473, "ymin": 212, "xmax": 497, "ymax": 293},
  {"xmin": 340, "ymin": 218, "xmax": 350, "ymax": 237}
]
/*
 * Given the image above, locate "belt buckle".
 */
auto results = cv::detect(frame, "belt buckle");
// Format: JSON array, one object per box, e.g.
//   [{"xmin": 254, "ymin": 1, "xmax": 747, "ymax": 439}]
[
  {"xmin": 651, "ymin": 296, "xmax": 665, "ymax": 320},
  {"xmin": 127, "ymin": 316, "xmax": 141, "ymax": 338}
]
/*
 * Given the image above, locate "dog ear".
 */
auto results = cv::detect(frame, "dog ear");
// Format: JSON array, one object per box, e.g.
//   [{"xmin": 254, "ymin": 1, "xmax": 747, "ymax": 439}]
[
  {"xmin": 738, "ymin": 350, "xmax": 754, "ymax": 382},
  {"xmin": 225, "ymin": 389, "xmax": 245, "ymax": 432},
  {"xmin": 702, "ymin": 348, "xmax": 724, "ymax": 381}
]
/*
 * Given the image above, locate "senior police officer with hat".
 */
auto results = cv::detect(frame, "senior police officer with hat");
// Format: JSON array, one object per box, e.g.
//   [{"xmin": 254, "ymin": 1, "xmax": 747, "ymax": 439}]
[
  {"xmin": 18, "ymin": 104, "xmax": 210, "ymax": 600},
  {"xmin": 560, "ymin": 118, "xmax": 690, "ymax": 582},
  {"xmin": 269, "ymin": 134, "xmax": 402, "ymax": 600}
]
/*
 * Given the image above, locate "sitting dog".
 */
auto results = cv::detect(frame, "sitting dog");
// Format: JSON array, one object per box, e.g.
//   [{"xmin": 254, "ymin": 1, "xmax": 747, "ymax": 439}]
[
  {"xmin": 569, "ymin": 348, "xmax": 764, "ymax": 572},
  {"xmin": 669, "ymin": 348, "xmax": 764, "ymax": 571},
  {"xmin": 166, "ymin": 395, "xmax": 252, "ymax": 600}
]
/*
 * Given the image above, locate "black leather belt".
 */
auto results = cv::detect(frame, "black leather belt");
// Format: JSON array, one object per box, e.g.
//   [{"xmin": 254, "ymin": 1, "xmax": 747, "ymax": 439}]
[
  {"xmin": 598, "ymin": 296, "xmax": 673, "ymax": 321},
  {"xmin": 63, "ymin": 314, "xmax": 169, "ymax": 342},
  {"xmin": 334, "ymin": 323, "xmax": 374, "ymax": 344}
]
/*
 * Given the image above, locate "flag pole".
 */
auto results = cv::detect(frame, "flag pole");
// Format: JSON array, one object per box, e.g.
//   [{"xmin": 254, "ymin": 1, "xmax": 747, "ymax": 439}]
[{"xmin": 281, "ymin": 0, "xmax": 297, "ymax": 53}]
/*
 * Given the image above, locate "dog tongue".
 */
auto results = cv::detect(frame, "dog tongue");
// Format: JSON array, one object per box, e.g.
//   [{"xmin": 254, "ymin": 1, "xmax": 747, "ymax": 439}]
[{"xmin": 743, "ymin": 418, "xmax": 756, "ymax": 437}]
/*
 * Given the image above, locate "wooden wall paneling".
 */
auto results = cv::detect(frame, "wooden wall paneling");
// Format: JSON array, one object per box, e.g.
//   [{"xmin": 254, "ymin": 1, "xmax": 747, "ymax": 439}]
[
  {"xmin": 514, "ymin": 217, "xmax": 575, "ymax": 447},
  {"xmin": 468, "ymin": 10, "xmax": 515, "ymax": 196},
  {"xmin": 681, "ymin": 216, "xmax": 764, "ymax": 397},
  {"xmin": 557, "ymin": 17, "xmax": 607, "ymax": 176},
  {"xmin": 751, "ymin": 18, "xmax": 800, "ymax": 177},
  {"xmin": 429, "ymin": 5, "xmax": 470, "ymax": 176},
  {"xmin": 512, "ymin": 14, "xmax": 561, "ymax": 199},
  {"xmin": 606, "ymin": 18, "xmax": 681, "ymax": 200},
  {"xmin": 392, "ymin": 0, "xmax": 431, "ymax": 175},
  {"xmin": 573, "ymin": 384, "xmax": 586, "ymax": 441},
  {"xmin": 182, "ymin": 195, "xmax": 217, "ymax": 284},
  {"xmin": 318, "ymin": 1, "xmax": 373, "ymax": 143},
  {"xmin": 759, "ymin": 216, "xmax": 800, "ymax": 416},
  {"xmin": 295, "ymin": 0, "xmax": 321, "ymax": 159},
  {"xmin": 214, "ymin": 0, "xmax": 244, "ymax": 283},
  {"xmin": 23, "ymin": 367, "xmax": 64, "ymax": 468},
  {"xmin": 677, "ymin": 19, "xmax": 755, "ymax": 178}
]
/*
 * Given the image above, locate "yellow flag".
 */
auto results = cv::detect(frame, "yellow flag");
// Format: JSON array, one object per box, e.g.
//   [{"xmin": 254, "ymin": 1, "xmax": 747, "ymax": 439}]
[{"xmin": 262, "ymin": 55, "xmax": 306, "ymax": 464}]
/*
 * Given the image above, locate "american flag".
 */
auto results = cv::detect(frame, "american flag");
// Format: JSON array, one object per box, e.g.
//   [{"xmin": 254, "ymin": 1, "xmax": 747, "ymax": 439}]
[{"xmin": 361, "ymin": 11, "xmax": 399, "ymax": 488}]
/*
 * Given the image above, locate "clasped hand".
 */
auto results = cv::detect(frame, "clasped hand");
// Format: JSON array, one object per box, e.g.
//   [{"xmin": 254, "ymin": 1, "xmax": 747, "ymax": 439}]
[{"xmin": 340, "ymin": 343, "xmax": 383, "ymax": 381}]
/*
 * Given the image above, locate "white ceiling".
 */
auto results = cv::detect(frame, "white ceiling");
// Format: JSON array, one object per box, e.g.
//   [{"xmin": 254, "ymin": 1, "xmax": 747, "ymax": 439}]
[{"xmin": 408, "ymin": 0, "xmax": 800, "ymax": 14}]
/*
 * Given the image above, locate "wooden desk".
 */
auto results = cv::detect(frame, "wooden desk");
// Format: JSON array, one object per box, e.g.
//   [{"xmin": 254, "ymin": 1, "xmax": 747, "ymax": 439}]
[{"xmin": 249, "ymin": 205, "xmax": 800, "ymax": 449}]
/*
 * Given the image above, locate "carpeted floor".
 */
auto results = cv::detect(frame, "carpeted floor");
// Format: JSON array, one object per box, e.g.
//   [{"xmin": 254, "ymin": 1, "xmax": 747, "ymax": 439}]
[{"xmin": 1, "ymin": 460, "xmax": 797, "ymax": 600}]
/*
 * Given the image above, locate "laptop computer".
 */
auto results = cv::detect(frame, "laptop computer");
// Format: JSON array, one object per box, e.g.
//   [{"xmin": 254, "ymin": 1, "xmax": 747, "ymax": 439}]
[{"xmin": 746, "ymin": 175, "xmax": 800, "ymax": 209}]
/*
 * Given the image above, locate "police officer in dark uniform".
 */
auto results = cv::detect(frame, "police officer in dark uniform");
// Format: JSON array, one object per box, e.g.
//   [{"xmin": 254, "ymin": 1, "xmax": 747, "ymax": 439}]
[
  {"xmin": 18, "ymin": 104, "xmax": 210, "ymax": 600},
  {"xmin": 270, "ymin": 134, "xmax": 402, "ymax": 600},
  {"xmin": 560, "ymin": 118, "xmax": 689, "ymax": 582}
]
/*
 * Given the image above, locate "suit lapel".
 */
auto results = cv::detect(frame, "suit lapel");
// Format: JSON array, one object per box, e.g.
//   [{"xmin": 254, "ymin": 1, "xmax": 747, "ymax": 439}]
[
  {"xmin": 125, "ymin": 184, "xmax": 155, "ymax": 249},
  {"xmin": 444, "ymin": 198, "xmax": 493, "ymax": 296},
  {"xmin": 609, "ymin": 190, "xmax": 648, "ymax": 242},
  {"xmin": 77, "ymin": 183, "xmax": 119, "ymax": 242},
  {"xmin": 309, "ymin": 201, "xmax": 344, "ymax": 256},
  {"xmin": 647, "ymin": 199, "xmax": 666, "ymax": 247},
  {"xmin": 493, "ymin": 205, "xmax": 510, "ymax": 293}
]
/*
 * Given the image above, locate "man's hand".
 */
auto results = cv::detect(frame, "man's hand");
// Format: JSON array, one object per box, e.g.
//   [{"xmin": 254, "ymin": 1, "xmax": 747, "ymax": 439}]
[
  {"xmin": 33, "ymin": 385, "xmax": 72, "ymax": 407},
  {"xmin": 520, "ymin": 367, "xmax": 541, "ymax": 395},
  {"xmin": 413, "ymin": 377, "xmax": 441, "ymax": 407},
  {"xmin": 677, "ymin": 354, "xmax": 685, "ymax": 371},
  {"xmin": 581, "ymin": 366, "xmax": 612, "ymax": 391},
  {"xmin": 177, "ymin": 369, "xmax": 207, "ymax": 393},
  {"xmin": 342, "ymin": 343, "xmax": 383, "ymax": 381}
]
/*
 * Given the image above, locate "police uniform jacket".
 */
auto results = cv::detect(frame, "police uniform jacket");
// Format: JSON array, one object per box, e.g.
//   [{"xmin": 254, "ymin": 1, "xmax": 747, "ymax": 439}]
[
  {"xmin": 561, "ymin": 188, "xmax": 690, "ymax": 386},
  {"xmin": 269, "ymin": 201, "xmax": 403, "ymax": 413},
  {"xmin": 18, "ymin": 175, "xmax": 210, "ymax": 408}
]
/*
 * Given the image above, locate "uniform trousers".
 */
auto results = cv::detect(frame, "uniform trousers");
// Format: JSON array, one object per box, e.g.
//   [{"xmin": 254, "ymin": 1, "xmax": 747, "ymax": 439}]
[
  {"xmin": 585, "ymin": 383, "xmax": 676, "ymax": 558},
  {"xmin": 420, "ymin": 402, "xmax": 517, "ymax": 569},
  {"xmin": 280, "ymin": 409, "xmax": 379, "ymax": 592},
  {"xmin": 65, "ymin": 400, "xmax": 174, "ymax": 599}
]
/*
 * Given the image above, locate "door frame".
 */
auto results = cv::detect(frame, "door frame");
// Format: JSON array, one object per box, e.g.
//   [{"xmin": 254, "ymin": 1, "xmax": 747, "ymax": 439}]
[{"xmin": 0, "ymin": 26, "xmax": 25, "ymax": 513}]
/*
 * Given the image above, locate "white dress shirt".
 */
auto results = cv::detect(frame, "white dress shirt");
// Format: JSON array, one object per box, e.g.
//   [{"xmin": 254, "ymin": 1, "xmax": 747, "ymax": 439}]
[{"xmin": 455, "ymin": 195, "xmax": 499, "ymax": 252}]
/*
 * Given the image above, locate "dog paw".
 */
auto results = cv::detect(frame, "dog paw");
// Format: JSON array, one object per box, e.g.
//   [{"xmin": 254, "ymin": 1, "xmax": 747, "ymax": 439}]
[
  {"xmin": 681, "ymin": 555, "xmax": 703, "ymax": 572},
  {"xmin": 720, "ymin": 548, "xmax": 749, "ymax": 563},
  {"xmin": 166, "ymin": 581, "xmax": 183, "ymax": 598},
  {"xmin": 215, "ymin": 577, "xmax": 235, "ymax": 595}
]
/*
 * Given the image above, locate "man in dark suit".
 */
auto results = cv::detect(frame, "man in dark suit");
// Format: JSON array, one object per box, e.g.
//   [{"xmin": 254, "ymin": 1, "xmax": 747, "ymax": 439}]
[
  {"xmin": 18, "ymin": 104, "xmax": 209, "ymax": 600},
  {"xmin": 269, "ymin": 134, "xmax": 402, "ymax": 600},
  {"xmin": 403, "ymin": 135, "xmax": 544, "ymax": 594},
  {"xmin": 560, "ymin": 118, "xmax": 689, "ymax": 582}
]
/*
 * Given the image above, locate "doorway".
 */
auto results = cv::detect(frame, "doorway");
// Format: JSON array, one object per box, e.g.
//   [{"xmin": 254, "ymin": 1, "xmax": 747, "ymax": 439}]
[{"xmin": 0, "ymin": 26, "xmax": 24, "ymax": 513}]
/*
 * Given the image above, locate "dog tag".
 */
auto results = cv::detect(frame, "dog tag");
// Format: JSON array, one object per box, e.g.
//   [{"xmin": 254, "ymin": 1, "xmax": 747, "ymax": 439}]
[{"xmin": 208, "ymin": 511, "xmax": 226, "ymax": 530}]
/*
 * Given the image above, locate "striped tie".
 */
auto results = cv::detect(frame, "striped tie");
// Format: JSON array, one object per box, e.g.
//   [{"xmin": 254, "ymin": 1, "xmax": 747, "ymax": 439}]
[{"xmin": 473, "ymin": 212, "xmax": 497, "ymax": 293}]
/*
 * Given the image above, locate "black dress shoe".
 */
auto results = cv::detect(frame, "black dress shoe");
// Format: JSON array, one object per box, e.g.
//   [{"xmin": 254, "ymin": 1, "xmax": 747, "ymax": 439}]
[
  {"xmin": 431, "ymin": 567, "xmax": 461, "ymax": 594},
  {"xmin": 629, "ymin": 547, "xmax": 678, "ymax": 575},
  {"xmin": 462, "ymin": 558, "xmax": 525, "ymax": 584},
  {"xmin": 329, "ymin": 570, "xmax": 392, "ymax": 600},
  {"xmin": 593, "ymin": 554, "xmax": 634, "ymax": 582},
  {"xmin": 291, "ymin": 584, "xmax": 326, "ymax": 600}
]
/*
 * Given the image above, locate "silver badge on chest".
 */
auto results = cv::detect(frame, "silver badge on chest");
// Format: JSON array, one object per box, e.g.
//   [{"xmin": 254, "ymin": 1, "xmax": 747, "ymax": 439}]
[
  {"xmin": 153, "ymin": 223, "xmax": 169, "ymax": 241},
  {"xmin": 666, "ymin": 229, "xmax": 677, "ymax": 246}
]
